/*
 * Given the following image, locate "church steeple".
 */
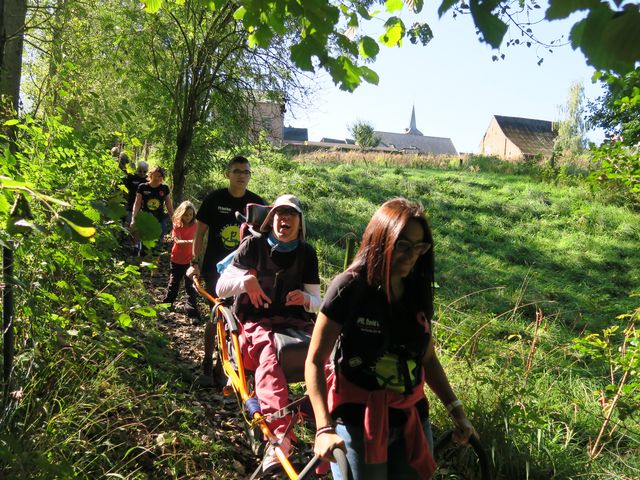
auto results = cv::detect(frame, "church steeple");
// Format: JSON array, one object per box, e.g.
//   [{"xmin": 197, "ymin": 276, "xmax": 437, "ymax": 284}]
[{"xmin": 404, "ymin": 104, "xmax": 423, "ymax": 136}]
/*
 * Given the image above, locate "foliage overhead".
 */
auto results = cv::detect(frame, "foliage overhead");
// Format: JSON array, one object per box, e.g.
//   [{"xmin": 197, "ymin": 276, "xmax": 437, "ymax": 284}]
[
  {"xmin": 589, "ymin": 67, "xmax": 640, "ymax": 145},
  {"xmin": 145, "ymin": 0, "xmax": 640, "ymax": 92}
]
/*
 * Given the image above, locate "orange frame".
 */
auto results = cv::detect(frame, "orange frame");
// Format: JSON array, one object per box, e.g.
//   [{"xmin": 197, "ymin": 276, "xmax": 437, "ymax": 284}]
[{"xmin": 193, "ymin": 276, "xmax": 302, "ymax": 479}]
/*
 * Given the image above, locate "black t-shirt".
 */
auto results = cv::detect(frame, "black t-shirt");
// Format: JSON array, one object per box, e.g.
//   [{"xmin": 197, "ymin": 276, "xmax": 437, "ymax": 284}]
[
  {"xmin": 196, "ymin": 188, "xmax": 265, "ymax": 269},
  {"xmin": 321, "ymin": 271, "xmax": 431, "ymax": 426},
  {"xmin": 124, "ymin": 173, "xmax": 147, "ymax": 211},
  {"xmin": 136, "ymin": 183, "xmax": 170, "ymax": 220}
]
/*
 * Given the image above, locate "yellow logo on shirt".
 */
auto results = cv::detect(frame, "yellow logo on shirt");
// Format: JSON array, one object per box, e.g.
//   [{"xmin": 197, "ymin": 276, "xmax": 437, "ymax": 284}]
[
  {"xmin": 220, "ymin": 224, "xmax": 240, "ymax": 249},
  {"xmin": 147, "ymin": 198, "xmax": 161, "ymax": 211}
]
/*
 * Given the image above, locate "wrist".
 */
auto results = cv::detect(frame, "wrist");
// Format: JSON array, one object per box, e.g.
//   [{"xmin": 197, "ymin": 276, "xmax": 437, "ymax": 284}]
[
  {"xmin": 315, "ymin": 424, "xmax": 336, "ymax": 438},
  {"xmin": 190, "ymin": 257, "xmax": 199, "ymax": 266},
  {"xmin": 445, "ymin": 399, "xmax": 463, "ymax": 414}
]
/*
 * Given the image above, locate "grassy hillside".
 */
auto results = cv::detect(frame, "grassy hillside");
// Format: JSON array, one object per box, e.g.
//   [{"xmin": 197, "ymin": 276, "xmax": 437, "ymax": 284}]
[
  {"xmin": 4, "ymin": 153, "xmax": 638, "ymax": 479},
  {"xmin": 185, "ymin": 155, "xmax": 639, "ymax": 478}
]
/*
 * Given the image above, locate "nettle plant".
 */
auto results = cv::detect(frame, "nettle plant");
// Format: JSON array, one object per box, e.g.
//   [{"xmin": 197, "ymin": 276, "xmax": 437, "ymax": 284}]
[{"xmin": 573, "ymin": 300, "xmax": 640, "ymax": 458}]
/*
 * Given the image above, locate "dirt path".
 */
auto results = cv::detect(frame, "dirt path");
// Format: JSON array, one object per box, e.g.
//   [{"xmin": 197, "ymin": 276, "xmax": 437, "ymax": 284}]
[{"xmin": 140, "ymin": 249, "xmax": 263, "ymax": 479}]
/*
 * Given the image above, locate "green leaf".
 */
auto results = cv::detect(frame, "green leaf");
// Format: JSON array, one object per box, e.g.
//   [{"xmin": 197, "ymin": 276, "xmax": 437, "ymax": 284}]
[
  {"xmin": 385, "ymin": 0, "xmax": 404, "ymax": 13},
  {"xmin": 98, "ymin": 293, "xmax": 117, "ymax": 305},
  {"xmin": 546, "ymin": 0, "xmax": 599, "ymax": 20},
  {"xmin": 0, "ymin": 193, "xmax": 9, "ymax": 214},
  {"xmin": 3, "ymin": 119, "xmax": 19, "ymax": 126},
  {"xmin": 233, "ymin": 5, "xmax": 246, "ymax": 20},
  {"xmin": 33, "ymin": 192, "xmax": 71, "ymax": 207},
  {"xmin": 359, "ymin": 36, "xmax": 380, "ymax": 59},
  {"xmin": 58, "ymin": 209, "xmax": 97, "ymax": 239},
  {"xmin": 118, "ymin": 313, "xmax": 132, "ymax": 328},
  {"xmin": 290, "ymin": 42, "xmax": 315, "ymax": 72},
  {"xmin": 571, "ymin": 5, "xmax": 639, "ymax": 73},
  {"xmin": 438, "ymin": 0, "xmax": 459, "ymax": 17},
  {"xmin": 469, "ymin": 1, "xmax": 508, "ymax": 49},
  {"xmin": 79, "ymin": 244, "xmax": 100, "ymax": 260},
  {"xmin": 143, "ymin": 0, "xmax": 163, "ymax": 14},
  {"xmin": 134, "ymin": 306, "xmax": 157, "ymax": 318},
  {"xmin": 132, "ymin": 211, "xmax": 161, "ymax": 243},
  {"xmin": 379, "ymin": 17, "xmax": 405, "ymax": 47},
  {"xmin": 359, "ymin": 66, "xmax": 380, "ymax": 85}
]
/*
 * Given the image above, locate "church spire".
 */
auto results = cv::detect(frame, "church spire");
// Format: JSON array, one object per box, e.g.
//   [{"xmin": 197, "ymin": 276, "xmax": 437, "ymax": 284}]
[{"xmin": 404, "ymin": 104, "xmax": 423, "ymax": 136}]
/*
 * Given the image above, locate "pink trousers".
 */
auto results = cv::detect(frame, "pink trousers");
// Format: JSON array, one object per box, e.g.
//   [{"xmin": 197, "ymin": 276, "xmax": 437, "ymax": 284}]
[{"xmin": 241, "ymin": 315, "xmax": 313, "ymax": 436}]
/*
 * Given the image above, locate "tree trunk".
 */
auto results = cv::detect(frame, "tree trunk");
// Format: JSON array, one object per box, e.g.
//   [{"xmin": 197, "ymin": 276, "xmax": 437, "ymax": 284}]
[
  {"xmin": 1, "ymin": 0, "xmax": 26, "ymax": 406},
  {"xmin": 0, "ymin": 0, "xmax": 27, "ymax": 117},
  {"xmin": 172, "ymin": 125, "xmax": 194, "ymax": 205}
]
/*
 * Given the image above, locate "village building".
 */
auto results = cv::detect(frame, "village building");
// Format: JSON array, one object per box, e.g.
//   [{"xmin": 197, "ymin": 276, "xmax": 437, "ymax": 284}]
[
  {"xmin": 373, "ymin": 106, "xmax": 458, "ymax": 155},
  {"xmin": 478, "ymin": 115, "xmax": 557, "ymax": 161}
]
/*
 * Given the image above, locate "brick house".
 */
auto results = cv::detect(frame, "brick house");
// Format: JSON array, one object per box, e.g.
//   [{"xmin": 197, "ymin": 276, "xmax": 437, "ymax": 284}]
[{"xmin": 478, "ymin": 115, "xmax": 557, "ymax": 160}]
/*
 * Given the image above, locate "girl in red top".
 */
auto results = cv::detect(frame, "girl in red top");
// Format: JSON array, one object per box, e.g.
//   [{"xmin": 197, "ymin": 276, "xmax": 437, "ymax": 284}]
[{"xmin": 163, "ymin": 201, "xmax": 200, "ymax": 321}]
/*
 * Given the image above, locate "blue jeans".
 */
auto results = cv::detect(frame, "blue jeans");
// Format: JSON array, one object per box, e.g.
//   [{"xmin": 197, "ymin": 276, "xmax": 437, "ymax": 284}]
[{"xmin": 331, "ymin": 419, "xmax": 434, "ymax": 480}]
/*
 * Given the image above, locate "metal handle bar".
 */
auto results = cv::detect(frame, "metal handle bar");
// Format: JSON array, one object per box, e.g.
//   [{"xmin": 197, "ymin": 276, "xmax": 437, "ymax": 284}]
[
  {"xmin": 297, "ymin": 447, "xmax": 349, "ymax": 479},
  {"xmin": 434, "ymin": 429, "xmax": 492, "ymax": 480}
]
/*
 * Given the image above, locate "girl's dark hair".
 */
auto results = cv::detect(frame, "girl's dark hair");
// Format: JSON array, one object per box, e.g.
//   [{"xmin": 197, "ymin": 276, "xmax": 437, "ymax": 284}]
[{"xmin": 348, "ymin": 197, "xmax": 434, "ymax": 317}]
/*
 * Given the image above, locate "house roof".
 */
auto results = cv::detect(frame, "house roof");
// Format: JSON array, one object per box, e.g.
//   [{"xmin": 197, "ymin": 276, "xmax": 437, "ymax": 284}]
[
  {"xmin": 494, "ymin": 115, "xmax": 556, "ymax": 157},
  {"xmin": 283, "ymin": 127, "xmax": 308, "ymax": 142},
  {"xmin": 374, "ymin": 131, "xmax": 458, "ymax": 155}
]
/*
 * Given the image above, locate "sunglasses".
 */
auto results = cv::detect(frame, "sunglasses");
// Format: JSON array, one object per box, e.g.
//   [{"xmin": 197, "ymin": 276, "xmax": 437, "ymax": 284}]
[{"xmin": 394, "ymin": 239, "xmax": 431, "ymax": 256}]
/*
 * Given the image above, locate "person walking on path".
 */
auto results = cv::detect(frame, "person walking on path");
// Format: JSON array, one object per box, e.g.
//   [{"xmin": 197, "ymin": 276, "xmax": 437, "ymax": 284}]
[
  {"xmin": 189, "ymin": 156, "xmax": 265, "ymax": 382},
  {"xmin": 162, "ymin": 201, "xmax": 200, "ymax": 320},
  {"xmin": 305, "ymin": 197, "xmax": 476, "ymax": 480},
  {"xmin": 130, "ymin": 166, "xmax": 174, "ymax": 255}
]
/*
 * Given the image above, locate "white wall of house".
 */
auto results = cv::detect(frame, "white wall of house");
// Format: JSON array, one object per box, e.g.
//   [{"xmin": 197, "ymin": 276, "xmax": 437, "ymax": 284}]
[{"xmin": 478, "ymin": 117, "xmax": 523, "ymax": 160}]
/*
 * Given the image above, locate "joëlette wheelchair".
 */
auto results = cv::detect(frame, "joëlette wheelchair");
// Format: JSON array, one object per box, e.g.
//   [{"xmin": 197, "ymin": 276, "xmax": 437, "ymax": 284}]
[{"xmin": 193, "ymin": 204, "xmax": 347, "ymax": 479}]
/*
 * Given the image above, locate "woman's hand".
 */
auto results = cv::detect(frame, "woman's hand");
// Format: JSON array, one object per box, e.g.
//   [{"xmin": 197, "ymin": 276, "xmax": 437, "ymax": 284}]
[
  {"xmin": 243, "ymin": 275, "xmax": 271, "ymax": 309},
  {"xmin": 451, "ymin": 415, "xmax": 477, "ymax": 445},
  {"xmin": 284, "ymin": 289, "xmax": 306, "ymax": 307},
  {"xmin": 314, "ymin": 432, "xmax": 346, "ymax": 462}
]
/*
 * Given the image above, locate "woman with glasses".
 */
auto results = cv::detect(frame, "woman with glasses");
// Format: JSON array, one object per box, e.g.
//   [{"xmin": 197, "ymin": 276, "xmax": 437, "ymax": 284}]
[
  {"xmin": 305, "ymin": 197, "xmax": 475, "ymax": 480},
  {"xmin": 216, "ymin": 194, "xmax": 321, "ymax": 474}
]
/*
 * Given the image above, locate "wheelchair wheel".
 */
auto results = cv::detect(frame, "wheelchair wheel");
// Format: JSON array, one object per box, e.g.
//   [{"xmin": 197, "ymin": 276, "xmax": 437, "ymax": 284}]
[{"xmin": 433, "ymin": 429, "xmax": 492, "ymax": 480}]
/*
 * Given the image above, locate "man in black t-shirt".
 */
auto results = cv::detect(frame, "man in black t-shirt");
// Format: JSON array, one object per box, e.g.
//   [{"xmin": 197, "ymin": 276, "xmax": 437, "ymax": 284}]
[{"xmin": 190, "ymin": 156, "xmax": 265, "ymax": 383}]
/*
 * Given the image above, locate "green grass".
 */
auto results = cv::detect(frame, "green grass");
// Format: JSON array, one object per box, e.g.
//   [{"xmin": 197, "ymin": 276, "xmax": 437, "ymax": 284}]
[{"xmin": 4, "ymin": 152, "xmax": 639, "ymax": 479}]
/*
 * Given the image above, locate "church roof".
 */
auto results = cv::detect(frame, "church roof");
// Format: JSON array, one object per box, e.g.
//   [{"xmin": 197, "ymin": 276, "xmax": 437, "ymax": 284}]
[{"xmin": 374, "ymin": 131, "xmax": 458, "ymax": 155}]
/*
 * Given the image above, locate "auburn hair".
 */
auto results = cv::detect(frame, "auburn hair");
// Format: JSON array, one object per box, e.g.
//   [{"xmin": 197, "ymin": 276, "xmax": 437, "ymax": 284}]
[{"xmin": 348, "ymin": 197, "xmax": 434, "ymax": 317}]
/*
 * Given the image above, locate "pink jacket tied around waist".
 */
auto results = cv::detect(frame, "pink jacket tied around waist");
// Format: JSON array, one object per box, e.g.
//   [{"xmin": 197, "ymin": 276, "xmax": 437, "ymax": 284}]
[{"xmin": 327, "ymin": 371, "xmax": 437, "ymax": 479}]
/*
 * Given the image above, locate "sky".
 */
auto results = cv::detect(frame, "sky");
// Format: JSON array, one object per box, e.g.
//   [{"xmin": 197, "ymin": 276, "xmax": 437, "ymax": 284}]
[{"xmin": 284, "ymin": 3, "xmax": 605, "ymax": 154}]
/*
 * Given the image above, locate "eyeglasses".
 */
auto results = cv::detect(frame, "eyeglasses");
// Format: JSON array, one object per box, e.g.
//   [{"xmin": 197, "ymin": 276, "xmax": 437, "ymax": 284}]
[
  {"xmin": 137, "ymin": 169, "xmax": 148, "ymax": 175},
  {"xmin": 394, "ymin": 239, "xmax": 431, "ymax": 256},
  {"xmin": 231, "ymin": 169, "xmax": 252, "ymax": 176},
  {"xmin": 274, "ymin": 207, "xmax": 299, "ymax": 216}
]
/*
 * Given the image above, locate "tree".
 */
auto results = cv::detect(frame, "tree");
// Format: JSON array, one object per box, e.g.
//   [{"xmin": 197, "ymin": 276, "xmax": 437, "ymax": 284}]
[
  {"xmin": 588, "ymin": 68, "xmax": 640, "ymax": 146},
  {"xmin": 349, "ymin": 120, "xmax": 381, "ymax": 148},
  {"xmin": 554, "ymin": 81, "xmax": 587, "ymax": 161},
  {"xmin": 134, "ymin": 1, "xmax": 309, "ymax": 202},
  {"xmin": 145, "ymin": 0, "xmax": 640, "ymax": 92}
]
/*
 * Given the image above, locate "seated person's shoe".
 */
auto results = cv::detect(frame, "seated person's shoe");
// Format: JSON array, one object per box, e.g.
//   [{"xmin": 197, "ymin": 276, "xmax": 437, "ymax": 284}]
[
  {"xmin": 195, "ymin": 357, "xmax": 215, "ymax": 388},
  {"xmin": 262, "ymin": 435, "xmax": 291, "ymax": 475}
]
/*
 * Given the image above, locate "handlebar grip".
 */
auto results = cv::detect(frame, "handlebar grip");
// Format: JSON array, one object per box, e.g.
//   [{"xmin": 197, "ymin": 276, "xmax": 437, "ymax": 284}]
[
  {"xmin": 333, "ymin": 447, "xmax": 349, "ymax": 479},
  {"xmin": 296, "ymin": 448, "xmax": 349, "ymax": 479}
]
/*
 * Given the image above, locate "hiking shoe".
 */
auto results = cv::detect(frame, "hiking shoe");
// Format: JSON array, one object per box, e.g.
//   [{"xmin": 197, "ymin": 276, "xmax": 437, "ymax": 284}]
[{"xmin": 262, "ymin": 435, "xmax": 291, "ymax": 475}]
